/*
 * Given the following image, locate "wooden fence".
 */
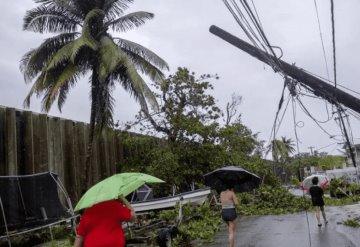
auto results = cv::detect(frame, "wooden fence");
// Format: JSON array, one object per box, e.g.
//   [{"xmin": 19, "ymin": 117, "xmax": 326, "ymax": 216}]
[{"xmin": 0, "ymin": 106, "xmax": 152, "ymax": 204}]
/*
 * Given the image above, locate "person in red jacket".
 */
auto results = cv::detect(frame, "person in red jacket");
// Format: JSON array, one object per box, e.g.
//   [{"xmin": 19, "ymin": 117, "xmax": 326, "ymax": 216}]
[{"xmin": 73, "ymin": 197, "xmax": 136, "ymax": 247}]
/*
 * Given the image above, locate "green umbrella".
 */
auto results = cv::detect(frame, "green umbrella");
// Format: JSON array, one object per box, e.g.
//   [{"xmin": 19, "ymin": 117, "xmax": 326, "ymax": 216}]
[{"xmin": 74, "ymin": 173, "xmax": 164, "ymax": 211}]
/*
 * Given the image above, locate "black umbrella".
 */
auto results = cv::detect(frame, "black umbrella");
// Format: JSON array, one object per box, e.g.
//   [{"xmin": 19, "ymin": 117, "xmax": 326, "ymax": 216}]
[{"xmin": 204, "ymin": 166, "xmax": 261, "ymax": 193}]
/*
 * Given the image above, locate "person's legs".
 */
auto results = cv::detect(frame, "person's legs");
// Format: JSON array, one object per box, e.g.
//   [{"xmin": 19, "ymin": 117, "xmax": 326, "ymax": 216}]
[
  {"xmin": 320, "ymin": 206, "xmax": 328, "ymax": 224},
  {"xmin": 228, "ymin": 221, "xmax": 235, "ymax": 247},
  {"xmin": 315, "ymin": 206, "xmax": 321, "ymax": 226}
]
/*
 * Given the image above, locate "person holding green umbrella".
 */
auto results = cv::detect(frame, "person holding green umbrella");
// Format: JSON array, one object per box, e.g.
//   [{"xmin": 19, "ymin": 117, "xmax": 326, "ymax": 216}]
[
  {"xmin": 73, "ymin": 196, "xmax": 136, "ymax": 247},
  {"xmin": 73, "ymin": 173, "xmax": 164, "ymax": 247}
]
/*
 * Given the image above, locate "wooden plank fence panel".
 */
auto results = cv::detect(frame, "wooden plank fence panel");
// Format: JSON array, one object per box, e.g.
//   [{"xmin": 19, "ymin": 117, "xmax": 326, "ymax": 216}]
[
  {"xmin": 81, "ymin": 124, "xmax": 89, "ymax": 188},
  {"xmin": 23, "ymin": 111, "xmax": 35, "ymax": 174},
  {"xmin": 48, "ymin": 117, "xmax": 55, "ymax": 173},
  {"xmin": 75, "ymin": 122, "xmax": 86, "ymax": 198},
  {"xmin": 5, "ymin": 108, "xmax": 17, "ymax": 175},
  {"xmin": 0, "ymin": 107, "xmax": 6, "ymax": 175},
  {"xmin": 63, "ymin": 120, "xmax": 78, "ymax": 202},
  {"xmin": 48, "ymin": 117, "xmax": 63, "ymax": 177},
  {"xmin": 33, "ymin": 114, "xmax": 49, "ymax": 172},
  {"xmin": 0, "ymin": 105, "xmax": 161, "ymax": 204},
  {"xmin": 91, "ymin": 137, "xmax": 101, "ymax": 184},
  {"xmin": 72, "ymin": 121, "xmax": 80, "ymax": 201},
  {"xmin": 39, "ymin": 114, "xmax": 49, "ymax": 171},
  {"xmin": 32, "ymin": 113, "xmax": 40, "ymax": 172}
]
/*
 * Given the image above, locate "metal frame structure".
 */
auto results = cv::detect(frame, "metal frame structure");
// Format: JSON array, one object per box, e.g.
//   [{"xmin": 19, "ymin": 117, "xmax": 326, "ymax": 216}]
[{"xmin": 0, "ymin": 172, "xmax": 79, "ymax": 247}]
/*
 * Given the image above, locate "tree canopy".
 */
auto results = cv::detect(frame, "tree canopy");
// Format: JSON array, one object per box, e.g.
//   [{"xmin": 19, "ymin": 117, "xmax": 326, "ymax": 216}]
[{"xmin": 120, "ymin": 67, "xmax": 276, "ymax": 190}]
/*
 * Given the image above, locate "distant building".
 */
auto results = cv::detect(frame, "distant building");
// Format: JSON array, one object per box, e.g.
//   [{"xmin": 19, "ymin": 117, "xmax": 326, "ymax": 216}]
[{"xmin": 325, "ymin": 167, "xmax": 359, "ymax": 183}]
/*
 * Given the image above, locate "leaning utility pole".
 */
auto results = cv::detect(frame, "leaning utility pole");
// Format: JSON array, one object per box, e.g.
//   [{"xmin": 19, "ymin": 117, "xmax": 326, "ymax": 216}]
[
  {"xmin": 209, "ymin": 25, "xmax": 360, "ymax": 115},
  {"xmin": 210, "ymin": 25, "xmax": 359, "ymax": 168}
]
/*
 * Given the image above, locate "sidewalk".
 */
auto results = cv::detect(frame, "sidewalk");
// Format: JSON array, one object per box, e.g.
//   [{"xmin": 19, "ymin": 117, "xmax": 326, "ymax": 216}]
[{"xmin": 207, "ymin": 203, "xmax": 360, "ymax": 247}]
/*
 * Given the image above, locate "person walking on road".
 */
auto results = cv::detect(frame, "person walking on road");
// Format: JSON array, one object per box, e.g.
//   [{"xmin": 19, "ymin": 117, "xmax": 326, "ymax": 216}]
[
  {"xmin": 220, "ymin": 184, "xmax": 239, "ymax": 247},
  {"xmin": 309, "ymin": 176, "xmax": 328, "ymax": 227}
]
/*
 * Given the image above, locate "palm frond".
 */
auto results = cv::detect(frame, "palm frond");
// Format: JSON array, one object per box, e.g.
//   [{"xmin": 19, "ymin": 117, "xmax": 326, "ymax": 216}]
[
  {"xmin": 69, "ymin": 36, "xmax": 97, "ymax": 63},
  {"xmin": 53, "ymin": 66, "xmax": 80, "ymax": 111},
  {"xmin": 52, "ymin": 0, "xmax": 83, "ymax": 19},
  {"xmin": 114, "ymin": 73, "xmax": 150, "ymax": 113},
  {"xmin": 116, "ymin": 49, "xmax": 159, "ymax": 111},
  {"xmin": 32, "ymin": 63, "xmax": 80, "ymax": 112},
  {"xmin": 49, "ymin": 63, "xmax": 79, "ymax": 101},
  {"xmin": 106, "ymin": 11, "xmax": 154, "ymax": 32},
  {"xmin": 116, "ymin": 38, "xmax": 169, "ymax": 70},
  {"xmin": 23, "ymin": 71, "xmax": 46, "ymax": 107},
  {"xmin": 46, "ymin": 42, "xmax": 74, "ymax": 70},
  {"xmin": 46, "ymin": 8, "xmax": 102, "ymax": 70},
  {"xmin": 104, "ymin": 0, "xmax": 132, "ymax": 20},
  {"xmin": 34, "ymin": 0, "xmax": 53, "ymax": 4},
  {"xmin": 98, "ymin": 35, "xmax": 123, "ymax": 81},
  {"xmin": 23, "ymin": 5, "xmax": 80, "ymax": 33},
  {"xmin": 20, "ymin": 32, "xmax": 78, "ymax": 82},
  {"xmin": 123, "ymin": 50, "xmax": 165, "ymax": 84}
]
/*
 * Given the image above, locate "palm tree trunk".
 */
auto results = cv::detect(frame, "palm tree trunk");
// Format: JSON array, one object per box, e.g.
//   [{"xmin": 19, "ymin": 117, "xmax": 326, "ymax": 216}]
[
  {"xmin": 84, "ymin": 107, "xmax": 96, "ymax": 191},
  {"xmin": 83, "ymin": 65, "xmax": 100, "ymax": 192}
]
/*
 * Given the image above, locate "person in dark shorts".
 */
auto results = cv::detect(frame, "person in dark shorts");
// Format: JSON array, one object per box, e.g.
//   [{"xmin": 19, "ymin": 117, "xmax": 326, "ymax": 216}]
[
  {"xmin": 220, "ymin": 184, "xmax": 239, "ymax": 247},
  {"xmin": 309, "ymin": 176, "xmax": 328, "ymax": 227}
]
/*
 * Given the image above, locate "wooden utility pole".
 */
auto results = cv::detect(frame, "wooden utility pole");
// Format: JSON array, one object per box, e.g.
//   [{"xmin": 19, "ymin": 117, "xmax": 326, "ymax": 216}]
[
  {"xmin": 335, "ymin": 109, "xmax": 357, "ymax": 168},
  {"xmin": 209, "ymin": 25, "xmax": 360, "ymax": 115}
]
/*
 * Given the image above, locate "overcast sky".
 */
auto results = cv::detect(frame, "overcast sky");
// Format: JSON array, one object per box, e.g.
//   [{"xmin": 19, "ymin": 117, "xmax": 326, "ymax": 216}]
[{"xmin": 1, "ymin": 0, "xmax": 360, "ymax": 157}]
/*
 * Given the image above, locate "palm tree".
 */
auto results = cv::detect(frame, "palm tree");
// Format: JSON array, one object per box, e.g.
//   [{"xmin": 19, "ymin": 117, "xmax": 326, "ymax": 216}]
[
  {"xmin": 268, "ymin": 137, "xmax": 295, "ymax": 181},
  {"xmin": 280, "ymin": 136, "xmax": 295, "ymax": 160},
  {"xmin": 20, "ymin": 0, "xmax": 169, "ymax": 187}
]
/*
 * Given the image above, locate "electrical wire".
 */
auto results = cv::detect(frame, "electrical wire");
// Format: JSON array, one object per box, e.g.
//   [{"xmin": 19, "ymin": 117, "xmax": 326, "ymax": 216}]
[
  {"xmin": 275, "ymin": 95, "xmax": 292, "ymax": 137},
  {"xmin": 268, "ymin": 81, "xmax": 288, "ymax": 146},
  {"xmin": 330, "ymin": 0, "xmax": 337, "ymax": 87},
  {"xmin": 315, "ymin": 142, "xmax": 337, "ymax": 152},
  {"xmin": 296, "ymin": 97, "xmax": 340, "ymax": 139},
  {"xmin": 291, "ymin": 98, "xmax": 312, "ymax": 247},
  {"xmin": 241, "ymin": 0, "xmax": 284, "ymax": 70},
  {"xmin": 223, "ymin": 0, "xmax": 284, "ymax": 73},
  {"xmin": 313, "ymin": 0, "xmax": 330, "ymax": 80}
]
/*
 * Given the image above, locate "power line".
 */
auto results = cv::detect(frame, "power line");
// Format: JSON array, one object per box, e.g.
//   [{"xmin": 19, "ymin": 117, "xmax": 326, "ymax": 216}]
[
  {"xmin": 315, "ymin": 142, "xmax": 337, "ymax": 152},
  {"xmin": 291, "ymin": 97, "xmax": 312, "ymax": 247},
  {"xmin": 268, "ymin": 80, "xmax": 288, "ymax": 145},
  {"xmin": 312, "ymin": 0, "xmax": 333, "ymax": 120},
  {"xmin": 275, "ymin": 95, "xmax": 292, "ymax": 137},
  {"xmin": 296, "ymin": 97, "xmax": 339, "ymax": 139},
  {"xmin": 330, "ymin": 0, "xmax": 337, "ymax": 87},
  {"xmin": 313, "ymin": 0, "xmax": 330, "ymax": 80},
  {"xmin": 222, "ymin": 0, "xmax": 284, "ymax": 73}
]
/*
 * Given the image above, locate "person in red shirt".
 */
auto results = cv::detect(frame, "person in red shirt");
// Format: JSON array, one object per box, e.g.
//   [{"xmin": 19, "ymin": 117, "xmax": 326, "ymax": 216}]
[{"xmin": 73, "ymin": 197, "xmax": 136, "ymax": 247}]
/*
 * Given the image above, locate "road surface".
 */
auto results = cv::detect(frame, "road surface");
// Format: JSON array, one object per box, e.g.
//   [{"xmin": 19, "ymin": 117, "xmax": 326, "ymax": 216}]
[{"xmin": 207, "ymin": 204, "xmax": 360, "ymax": 247}]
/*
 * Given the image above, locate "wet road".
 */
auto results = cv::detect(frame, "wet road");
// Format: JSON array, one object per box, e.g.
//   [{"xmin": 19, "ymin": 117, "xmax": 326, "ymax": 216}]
[{"xmin": 208, "ymin": 206, "xmax": 359, "ymax": 247}]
